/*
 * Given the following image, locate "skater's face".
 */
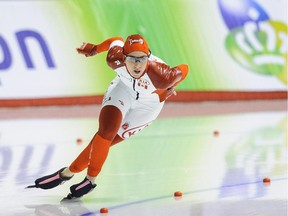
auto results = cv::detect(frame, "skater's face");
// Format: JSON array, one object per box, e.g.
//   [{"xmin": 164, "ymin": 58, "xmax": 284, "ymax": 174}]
[{"xmin": 124, "ymin": 51, "xmax": 148, "ymax": 79}]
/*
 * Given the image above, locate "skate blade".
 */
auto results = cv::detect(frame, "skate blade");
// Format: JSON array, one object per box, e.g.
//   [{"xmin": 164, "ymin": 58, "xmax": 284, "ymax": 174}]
[
  {"xmin": 25, "ymin": 185, "xmax": 37, "ymax": 189},
  {"xmin": 60, "ymin": 194, "xmax": 80, "ymax": 203}
]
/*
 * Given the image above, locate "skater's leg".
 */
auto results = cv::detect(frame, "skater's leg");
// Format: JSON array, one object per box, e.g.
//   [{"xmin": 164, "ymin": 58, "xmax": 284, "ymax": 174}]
[
  {"xmin": 86, "ymin": 105, "xmax": 122, "ymax": 182},
  {"xmin": 67, "ymin": 104, "xmax": 124, "ymax": 176},
  {"xmin": 63, "ymin": 133, "xmax": 123, "ymax": 177},
  {"xmin": 67, "ymin": 138, "xmax": 94, "ymax": 174},
  {"xmin": 64, "ymin": 105, "xmax": 122, "ymax": 199}
]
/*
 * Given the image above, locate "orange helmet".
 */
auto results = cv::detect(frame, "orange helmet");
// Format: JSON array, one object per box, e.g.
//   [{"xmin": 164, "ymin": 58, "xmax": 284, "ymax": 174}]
[{"xmin": 123, "ymin": 34, "xmax": 150, "ymax": 55}]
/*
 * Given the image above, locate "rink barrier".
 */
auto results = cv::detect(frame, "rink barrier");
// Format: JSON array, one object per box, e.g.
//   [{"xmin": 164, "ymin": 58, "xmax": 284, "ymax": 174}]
[{"xmin": 0, "ymin": 91, "xmax": 286, "ymax": 107}]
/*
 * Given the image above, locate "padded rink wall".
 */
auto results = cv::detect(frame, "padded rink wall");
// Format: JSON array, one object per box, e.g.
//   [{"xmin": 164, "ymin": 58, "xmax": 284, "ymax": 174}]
[{"xmin": 0, "ymin": 0, "xmax": 287, "ymax": 107}]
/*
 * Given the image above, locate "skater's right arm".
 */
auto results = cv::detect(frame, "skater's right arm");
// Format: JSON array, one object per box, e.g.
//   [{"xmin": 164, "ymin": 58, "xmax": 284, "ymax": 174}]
[{"xmin": 76, "ymin": 37, "xmax": 124, "ymax": 57}]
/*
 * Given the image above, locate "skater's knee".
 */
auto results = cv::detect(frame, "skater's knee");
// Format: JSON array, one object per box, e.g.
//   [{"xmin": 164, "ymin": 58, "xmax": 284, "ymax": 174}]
[
  {"xmin": 98, "ymin": 105, "xmax": 122, "ymax": 140},
  {"xmin": 98, "ymin": 127, "xmax": 119, "ymax": 140}
]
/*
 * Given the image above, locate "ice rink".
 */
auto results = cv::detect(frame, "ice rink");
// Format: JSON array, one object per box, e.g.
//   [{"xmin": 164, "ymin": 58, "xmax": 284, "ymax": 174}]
[{"xmin": 0, "ymin": 100, "xmax": 287, "ymax": 216}]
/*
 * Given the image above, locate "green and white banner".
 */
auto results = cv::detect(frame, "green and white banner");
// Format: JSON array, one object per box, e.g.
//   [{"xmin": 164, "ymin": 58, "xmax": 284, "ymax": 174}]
[{"xmin": 0, "ymin": 0, "xmax": 287, "ymax": 99}]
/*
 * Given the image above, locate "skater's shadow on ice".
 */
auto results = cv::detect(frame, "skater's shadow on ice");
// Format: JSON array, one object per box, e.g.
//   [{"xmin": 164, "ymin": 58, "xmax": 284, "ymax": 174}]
[{"xmin": 25, "ymin": 201, "xmax": 91, "ymax": 216}]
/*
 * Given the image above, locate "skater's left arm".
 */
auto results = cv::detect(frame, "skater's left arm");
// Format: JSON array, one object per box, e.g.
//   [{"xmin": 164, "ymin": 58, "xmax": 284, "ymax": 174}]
[
  {"xmin": 149, "ymin": 62, "xmax": 189, "ymax": 101},
  {"xmin": 148, "ymin": 61, "xmax": 189, "ymax": 89},
  {"xmin": 166, "ymin": 64, "xmax": 189, "ymax": 99}
]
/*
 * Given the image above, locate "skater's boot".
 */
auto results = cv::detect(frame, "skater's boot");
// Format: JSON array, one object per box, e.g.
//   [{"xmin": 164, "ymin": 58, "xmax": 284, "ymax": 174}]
[
  {"xmin": 33, "ymin": 167, "xmax": 74, "ymax": 189},
  {"xmin": 62, "ymin": 177, "xmax": 96, "ymax": 201}
]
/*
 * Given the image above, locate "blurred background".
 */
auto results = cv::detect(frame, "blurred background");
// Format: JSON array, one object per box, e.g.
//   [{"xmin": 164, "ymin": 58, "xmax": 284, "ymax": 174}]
[
  {"xmin": 0, "ymin": 0, "xmax": 286, "ymax": 104},
  {"xmin": 0, "ymin": 0, "xmax": 287, "ymax": 215}
]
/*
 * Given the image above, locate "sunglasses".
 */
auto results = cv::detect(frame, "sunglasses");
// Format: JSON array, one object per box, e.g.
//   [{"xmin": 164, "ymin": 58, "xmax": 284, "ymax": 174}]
[{"xmin": 125, "ymin": 55, "xmax": 149, "ymax": 63}]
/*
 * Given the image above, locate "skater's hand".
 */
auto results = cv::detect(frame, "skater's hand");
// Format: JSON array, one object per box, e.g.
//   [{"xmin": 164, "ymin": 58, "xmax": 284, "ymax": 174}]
[
  {"xmin": 166, "ymin": 86, "xmax": 177, "ymax": 99},
  {"xmin": 76, "ymin": 42, "xmax": 97, "ymax": 57}
]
